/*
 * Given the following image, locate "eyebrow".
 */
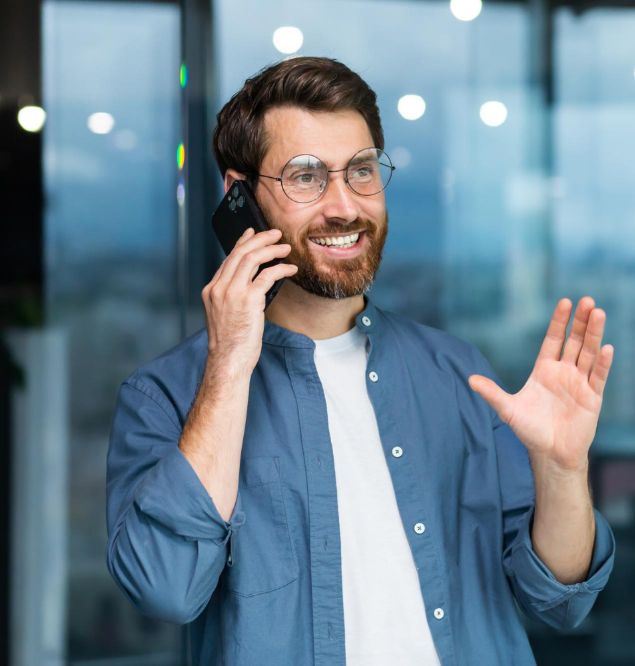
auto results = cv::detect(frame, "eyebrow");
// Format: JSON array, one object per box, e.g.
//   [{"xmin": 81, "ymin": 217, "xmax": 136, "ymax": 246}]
[
  {"xmin": 348, "ymin": 153, "xmax": 376, "ymax": 166},
  {"xmin": 284, "ymin": 150, "xmax": 376, "ymax": 170}
]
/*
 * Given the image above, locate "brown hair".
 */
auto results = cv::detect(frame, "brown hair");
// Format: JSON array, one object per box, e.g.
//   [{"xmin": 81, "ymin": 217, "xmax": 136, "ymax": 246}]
[{"xmin": 212, "ymin": 56, "xmax": 384, "ymax": 185}]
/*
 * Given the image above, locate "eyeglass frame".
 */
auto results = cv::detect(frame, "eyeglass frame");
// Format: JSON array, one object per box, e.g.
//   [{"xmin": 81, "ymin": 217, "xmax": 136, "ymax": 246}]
[{"xmin": 249, "ymin": 147, "xmax": 396, "ymax": 203}]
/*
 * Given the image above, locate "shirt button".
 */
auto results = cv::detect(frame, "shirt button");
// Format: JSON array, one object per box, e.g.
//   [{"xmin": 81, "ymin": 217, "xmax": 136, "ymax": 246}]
[
  {"xmin": 433, "ymin": 608, "xmax": 445, "ymax": 620},
  {"xmin": 368, "ymin": 371, "xmax": 379, "ymax": 382},
  {"xmin": 361, "ymin": 316, "xmax": 372, "ymax": 326},
  {"xmin": 391, "ymin": 446, "xmax": 403, "ymax": 458},
  {"xmin": 414, "ymin": 522, "xmax": 426, "ymax": 534}
]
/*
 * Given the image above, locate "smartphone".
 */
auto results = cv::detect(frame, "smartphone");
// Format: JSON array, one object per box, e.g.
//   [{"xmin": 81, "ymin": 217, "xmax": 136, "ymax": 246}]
[{"xmin": 211, "ymin": 179, "xmax": 286, "ymax": 309}]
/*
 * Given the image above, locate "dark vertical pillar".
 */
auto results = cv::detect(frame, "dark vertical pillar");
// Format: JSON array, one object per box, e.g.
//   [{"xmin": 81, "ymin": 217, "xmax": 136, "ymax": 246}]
[
  {"xmin": 527, "ymin": 0, "xmax": 555, "ymax": 298},
  {"xmin": 180, "ymin": 0, "xmax": 223, "ymax": 341},
  {"xmin": 0, "ymin": 2, "xmax": 43, "ymax": 664},
  {"xmin": 0, "ymin": 0, "xmax": 43, "ymax": 299},
  {"xmin": 178, "ymin": 0, "xmax": 220, "ymax": 661},
  {"xmin": 0, "ymin": 345, "xmax": 12, "ymax": 666}
]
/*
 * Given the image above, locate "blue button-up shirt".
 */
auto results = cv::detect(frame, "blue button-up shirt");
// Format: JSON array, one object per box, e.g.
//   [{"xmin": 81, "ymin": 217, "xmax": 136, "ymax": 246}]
[{"xmin": 106, "ymin": 296, "xmax": 615, "ymax": 665}]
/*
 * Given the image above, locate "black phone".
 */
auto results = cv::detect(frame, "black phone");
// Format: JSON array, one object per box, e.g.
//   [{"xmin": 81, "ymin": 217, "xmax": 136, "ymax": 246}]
[{"xmin": 211, "ymin": 179, "xmax": 286, "ymax": 309}]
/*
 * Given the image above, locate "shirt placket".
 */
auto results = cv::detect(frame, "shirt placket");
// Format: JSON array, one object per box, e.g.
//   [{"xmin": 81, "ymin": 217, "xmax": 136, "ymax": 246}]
[
  {"xmin": 284, "ymin": 345, "xmax": 347, "ymax": 666},
  {"xmin": 361, "ymin": 318, "xmax": 458, "ymax": 666}
]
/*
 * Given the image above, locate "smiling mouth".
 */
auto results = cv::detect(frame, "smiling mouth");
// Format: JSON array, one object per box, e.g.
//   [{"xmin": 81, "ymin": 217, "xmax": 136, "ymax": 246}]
[{"xmin": 308, "ymin": 230, "xmax": 365, "ymax": 249}]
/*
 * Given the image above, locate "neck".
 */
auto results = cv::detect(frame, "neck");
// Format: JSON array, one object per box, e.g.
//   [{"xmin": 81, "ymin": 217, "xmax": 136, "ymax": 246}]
[{"xmin": 265, "ymin": 280, "xmax": 365, "ymax": 340}]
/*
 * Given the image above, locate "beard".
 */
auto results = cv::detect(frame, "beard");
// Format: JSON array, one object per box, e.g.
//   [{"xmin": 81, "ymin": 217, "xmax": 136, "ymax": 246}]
[{"xmin": 267, "ymin": 210, "xmax": 389, "ymax": 300}]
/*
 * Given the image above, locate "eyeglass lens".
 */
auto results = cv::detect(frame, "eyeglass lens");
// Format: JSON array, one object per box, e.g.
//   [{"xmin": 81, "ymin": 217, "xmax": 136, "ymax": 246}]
[{"xmin": 280, "ymin": 148, "xmax": 393, "ymax": 203}]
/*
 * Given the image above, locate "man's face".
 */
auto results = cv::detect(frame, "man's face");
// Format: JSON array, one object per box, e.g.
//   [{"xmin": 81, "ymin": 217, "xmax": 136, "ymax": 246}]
[{"xmin": 253, "ymin": 106, "xmax": 388, "ymax": 299}]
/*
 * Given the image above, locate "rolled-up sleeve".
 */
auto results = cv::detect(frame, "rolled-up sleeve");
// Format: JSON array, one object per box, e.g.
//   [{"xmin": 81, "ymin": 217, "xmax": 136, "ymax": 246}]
[
  {"xmin": 493, "ymin": 410, "xmax": 615, "ymax": 631},
  {"xmin": 504, "ymin": 503, "xmax": 615, "ymax": 629},
  {"xmin": 106, "ymin": 378, "xmax": 246, "ymax": 625}
]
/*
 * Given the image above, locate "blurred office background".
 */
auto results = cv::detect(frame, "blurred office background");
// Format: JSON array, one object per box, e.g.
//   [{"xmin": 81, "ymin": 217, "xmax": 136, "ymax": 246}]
[{"xmin": 1, "ymin": 0, "xmax": 634, "ymax": 664}]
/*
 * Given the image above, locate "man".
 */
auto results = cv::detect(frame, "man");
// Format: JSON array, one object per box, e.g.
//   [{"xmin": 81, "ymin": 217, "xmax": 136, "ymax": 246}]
[{"xmin": 106, "ymin": 56, "xmax": 615, "ymax": 665}]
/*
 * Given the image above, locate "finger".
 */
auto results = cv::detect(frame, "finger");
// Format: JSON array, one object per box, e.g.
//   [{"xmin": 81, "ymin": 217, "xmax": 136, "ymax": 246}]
[
  {"xmin": 252, "ymin": 262, "xmax": 299, "ymax": 293},
  {"xmin": 589, "ymin": 344, "xmax": 614, "ymax": 396},
  {"xmin": 468, "ymin": 375, "xmax": 514, "ymax": 424},
  {"xmin": 232, "ymin": 243, "xmax": 293, "ymax": 287},
  {"xmin": 238, "ymin": 226, "xmax": 256, "ymax": 242},
  {"xmin": 561, "ymin": 296, "xmax": 595, "ymax": 365},
  {"xmin": 215, "ymin": 228, "xmax": 283, "ymax": 289},
  {"xmin": 536, "ymin": 298, "xmax": 573, "ymax": 363},
  {"xmin": 209, "ymin": 227, "xmax": 256, "ymax": 288},
  {"xmin": 577, "ymin": 308, "xmax": 606, "ymax": 378}
]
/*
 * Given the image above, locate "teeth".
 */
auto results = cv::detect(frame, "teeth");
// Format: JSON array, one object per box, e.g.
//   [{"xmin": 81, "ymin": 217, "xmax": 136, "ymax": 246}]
[{"xmin": 310, "ymin": 232, "xmax": 360, "ymax": 247}]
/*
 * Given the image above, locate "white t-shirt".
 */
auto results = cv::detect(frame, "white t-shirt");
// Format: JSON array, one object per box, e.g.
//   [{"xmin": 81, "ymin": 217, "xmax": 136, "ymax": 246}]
[{"xmin": 313, "ymin": 326, "xmax": 441, "ymax": 666}]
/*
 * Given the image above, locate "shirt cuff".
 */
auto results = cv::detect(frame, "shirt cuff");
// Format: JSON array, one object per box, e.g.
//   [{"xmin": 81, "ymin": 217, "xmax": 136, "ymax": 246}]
[
  {"xmin": 134, "ymin": 447, "xmax": 246, "ymax": 541},
  {"xmin": 509, "ymin": 506, "xmax": 615, "ymax": 611}
]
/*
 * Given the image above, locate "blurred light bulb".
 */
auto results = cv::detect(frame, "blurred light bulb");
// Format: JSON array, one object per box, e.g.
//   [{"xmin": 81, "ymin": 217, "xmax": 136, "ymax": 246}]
[
  {"xmin": 273, "ymin": 26, "xmax": 303, "ymax": 54},
  {"xmin": 87, "ymin": 112, "xmax": 115, "ymax": 134},
  {"xmin": 17, "ymin": 105, "xmax": 46, "ymax": 132},
  {"xmin": 480, "ymin": 100, "xmax": 508, "ymax": 127},
  {"xmin": 397, "ymin": 95, "xmax": 426, "ymax": 121},
  {"xmin": 113, "ymin": 129, "xmax": 138, "ymax": 151},
  {"xmin": 450, "ymin": 0, "xmax": 482, "ymax": 22},
  {"xmin": 390, "ymin": 146, "xmax": 413, "ymax": 169},
  {"xmin": 177, "ymin": 182, "xmax": 185, "ymax": 206}
]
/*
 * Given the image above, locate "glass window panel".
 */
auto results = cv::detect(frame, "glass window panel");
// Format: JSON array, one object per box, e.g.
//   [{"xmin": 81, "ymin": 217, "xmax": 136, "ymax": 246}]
[
  {"xmin": 213, "ymin": 4, "xmax": 635, "ymax": 663},
  {"xmin": 42, "ymin": 1, "xmax": 182, "ymax": 661},
  {"xmin": 554, "ymin": 7, "xmax": 635, "ymax": 454}
]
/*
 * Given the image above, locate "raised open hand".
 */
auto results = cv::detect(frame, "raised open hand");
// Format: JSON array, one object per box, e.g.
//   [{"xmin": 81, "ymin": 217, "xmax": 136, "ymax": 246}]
[{"xmin": 468, "ymin": 297, "xmax": 614, "ymax": 472}]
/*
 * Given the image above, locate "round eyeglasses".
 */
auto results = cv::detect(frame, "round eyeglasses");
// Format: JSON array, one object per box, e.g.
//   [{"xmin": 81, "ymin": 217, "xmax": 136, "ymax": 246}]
[{"xmin": 253, "ymin": 147, "xmax": 395, "ymax": 204}]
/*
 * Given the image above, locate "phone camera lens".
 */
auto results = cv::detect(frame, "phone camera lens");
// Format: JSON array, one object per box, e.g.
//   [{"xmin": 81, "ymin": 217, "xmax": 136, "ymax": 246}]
[{"xmin": 237, "ymin": 195, "xmax": 245, "ymax": 207}]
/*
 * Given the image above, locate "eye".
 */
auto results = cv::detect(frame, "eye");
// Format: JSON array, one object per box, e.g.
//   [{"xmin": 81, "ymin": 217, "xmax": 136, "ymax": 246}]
[
  {"xmin": 350, "ymin": 164, "xmax": 375, "ymax": 179},
  {"xmin": 297, "ymin": 172, "xmax": 316, "ymax": 183},
  {"xmin": 289, "ymin": 170, "xmax": 320, "ymax": 187}
]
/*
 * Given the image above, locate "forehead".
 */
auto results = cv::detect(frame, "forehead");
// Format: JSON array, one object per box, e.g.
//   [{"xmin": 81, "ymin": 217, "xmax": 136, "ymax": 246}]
[{"xmin": 261, "ymin": 106, "xmax": 375, "ymax": 169}]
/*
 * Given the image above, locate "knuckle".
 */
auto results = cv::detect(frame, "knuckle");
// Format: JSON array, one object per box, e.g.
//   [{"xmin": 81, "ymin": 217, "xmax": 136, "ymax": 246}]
[
  {"xmin": 209, "ymin": 284, "xmax": 222, "ymax": 301},
  {"xmin": 241, "ymin": 250, "xmax": 256, "ymax": 265}
]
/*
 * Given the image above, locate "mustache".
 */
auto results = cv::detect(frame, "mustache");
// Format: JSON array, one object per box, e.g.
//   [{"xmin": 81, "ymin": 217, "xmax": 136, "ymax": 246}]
[{"xmin": 304, "ymin": 221, "xmax": 376, "ymax": 237}]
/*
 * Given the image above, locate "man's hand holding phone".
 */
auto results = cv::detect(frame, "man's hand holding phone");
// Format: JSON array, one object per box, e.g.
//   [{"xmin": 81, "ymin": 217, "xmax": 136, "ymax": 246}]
[
  {"xmin": 202, "ymin": 226, "xmax": 298, "ymax": 378},
  {"xmin": 179, "ymin": 227, "xmax": 297, "ymax": 521}
]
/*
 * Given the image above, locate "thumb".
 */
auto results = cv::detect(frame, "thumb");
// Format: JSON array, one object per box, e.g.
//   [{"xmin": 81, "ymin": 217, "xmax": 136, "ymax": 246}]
[{"xmin": 468, "ymin": 374, "xmax": 513, "ymax": 424}]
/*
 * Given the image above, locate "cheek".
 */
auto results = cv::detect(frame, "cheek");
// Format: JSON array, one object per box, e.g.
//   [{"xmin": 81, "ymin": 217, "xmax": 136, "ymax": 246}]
[
  {"xmin": 257, "ymin": 193, "xmax": 304, "ymax": 237},
  {"xmin": 364, "ymin": 199, "xmax": 386, "ymax": 224},
  {"xmin": 279, "ymin": 212, "xmax": 313, "ymax": 244}
]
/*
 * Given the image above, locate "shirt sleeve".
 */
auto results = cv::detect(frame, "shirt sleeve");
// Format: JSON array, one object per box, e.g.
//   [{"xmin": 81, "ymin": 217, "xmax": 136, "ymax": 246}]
[
  {"xmin": 106, "ymin": 377, "xmax": 246, "ymax": 625},
  {"xmin": 492, "ymin": 401, "xmax": 616, "ymax": 631}
]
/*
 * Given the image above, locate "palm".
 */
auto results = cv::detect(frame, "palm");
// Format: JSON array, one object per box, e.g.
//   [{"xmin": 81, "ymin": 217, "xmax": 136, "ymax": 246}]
[{"xmin": 469, "ymin": 297, "xmax": 614, "ymax": 471}]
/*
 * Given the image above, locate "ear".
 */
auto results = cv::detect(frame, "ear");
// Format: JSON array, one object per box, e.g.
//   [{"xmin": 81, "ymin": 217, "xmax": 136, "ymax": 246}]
[{"xmin": 223, "ymin": 168, "xmax": 247, "ymax": 194}]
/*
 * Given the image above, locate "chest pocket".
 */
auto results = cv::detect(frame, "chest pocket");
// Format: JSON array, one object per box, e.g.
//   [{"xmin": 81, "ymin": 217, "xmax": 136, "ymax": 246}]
[{"xmin": 224, "ymin": 455, "xmax": 299, "ymax": 597}]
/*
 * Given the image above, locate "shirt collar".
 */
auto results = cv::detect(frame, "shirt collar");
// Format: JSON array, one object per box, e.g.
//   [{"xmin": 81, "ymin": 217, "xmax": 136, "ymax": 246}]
[{"xmin": 262, "ymin": 293, "xmax": 380, "ymax": 349}]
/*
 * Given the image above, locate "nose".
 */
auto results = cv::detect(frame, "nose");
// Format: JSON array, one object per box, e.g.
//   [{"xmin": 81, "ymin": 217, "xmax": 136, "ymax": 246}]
[{"xmin": 318, "ymin": 171, "xmax": 360, "ymax": 224}]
